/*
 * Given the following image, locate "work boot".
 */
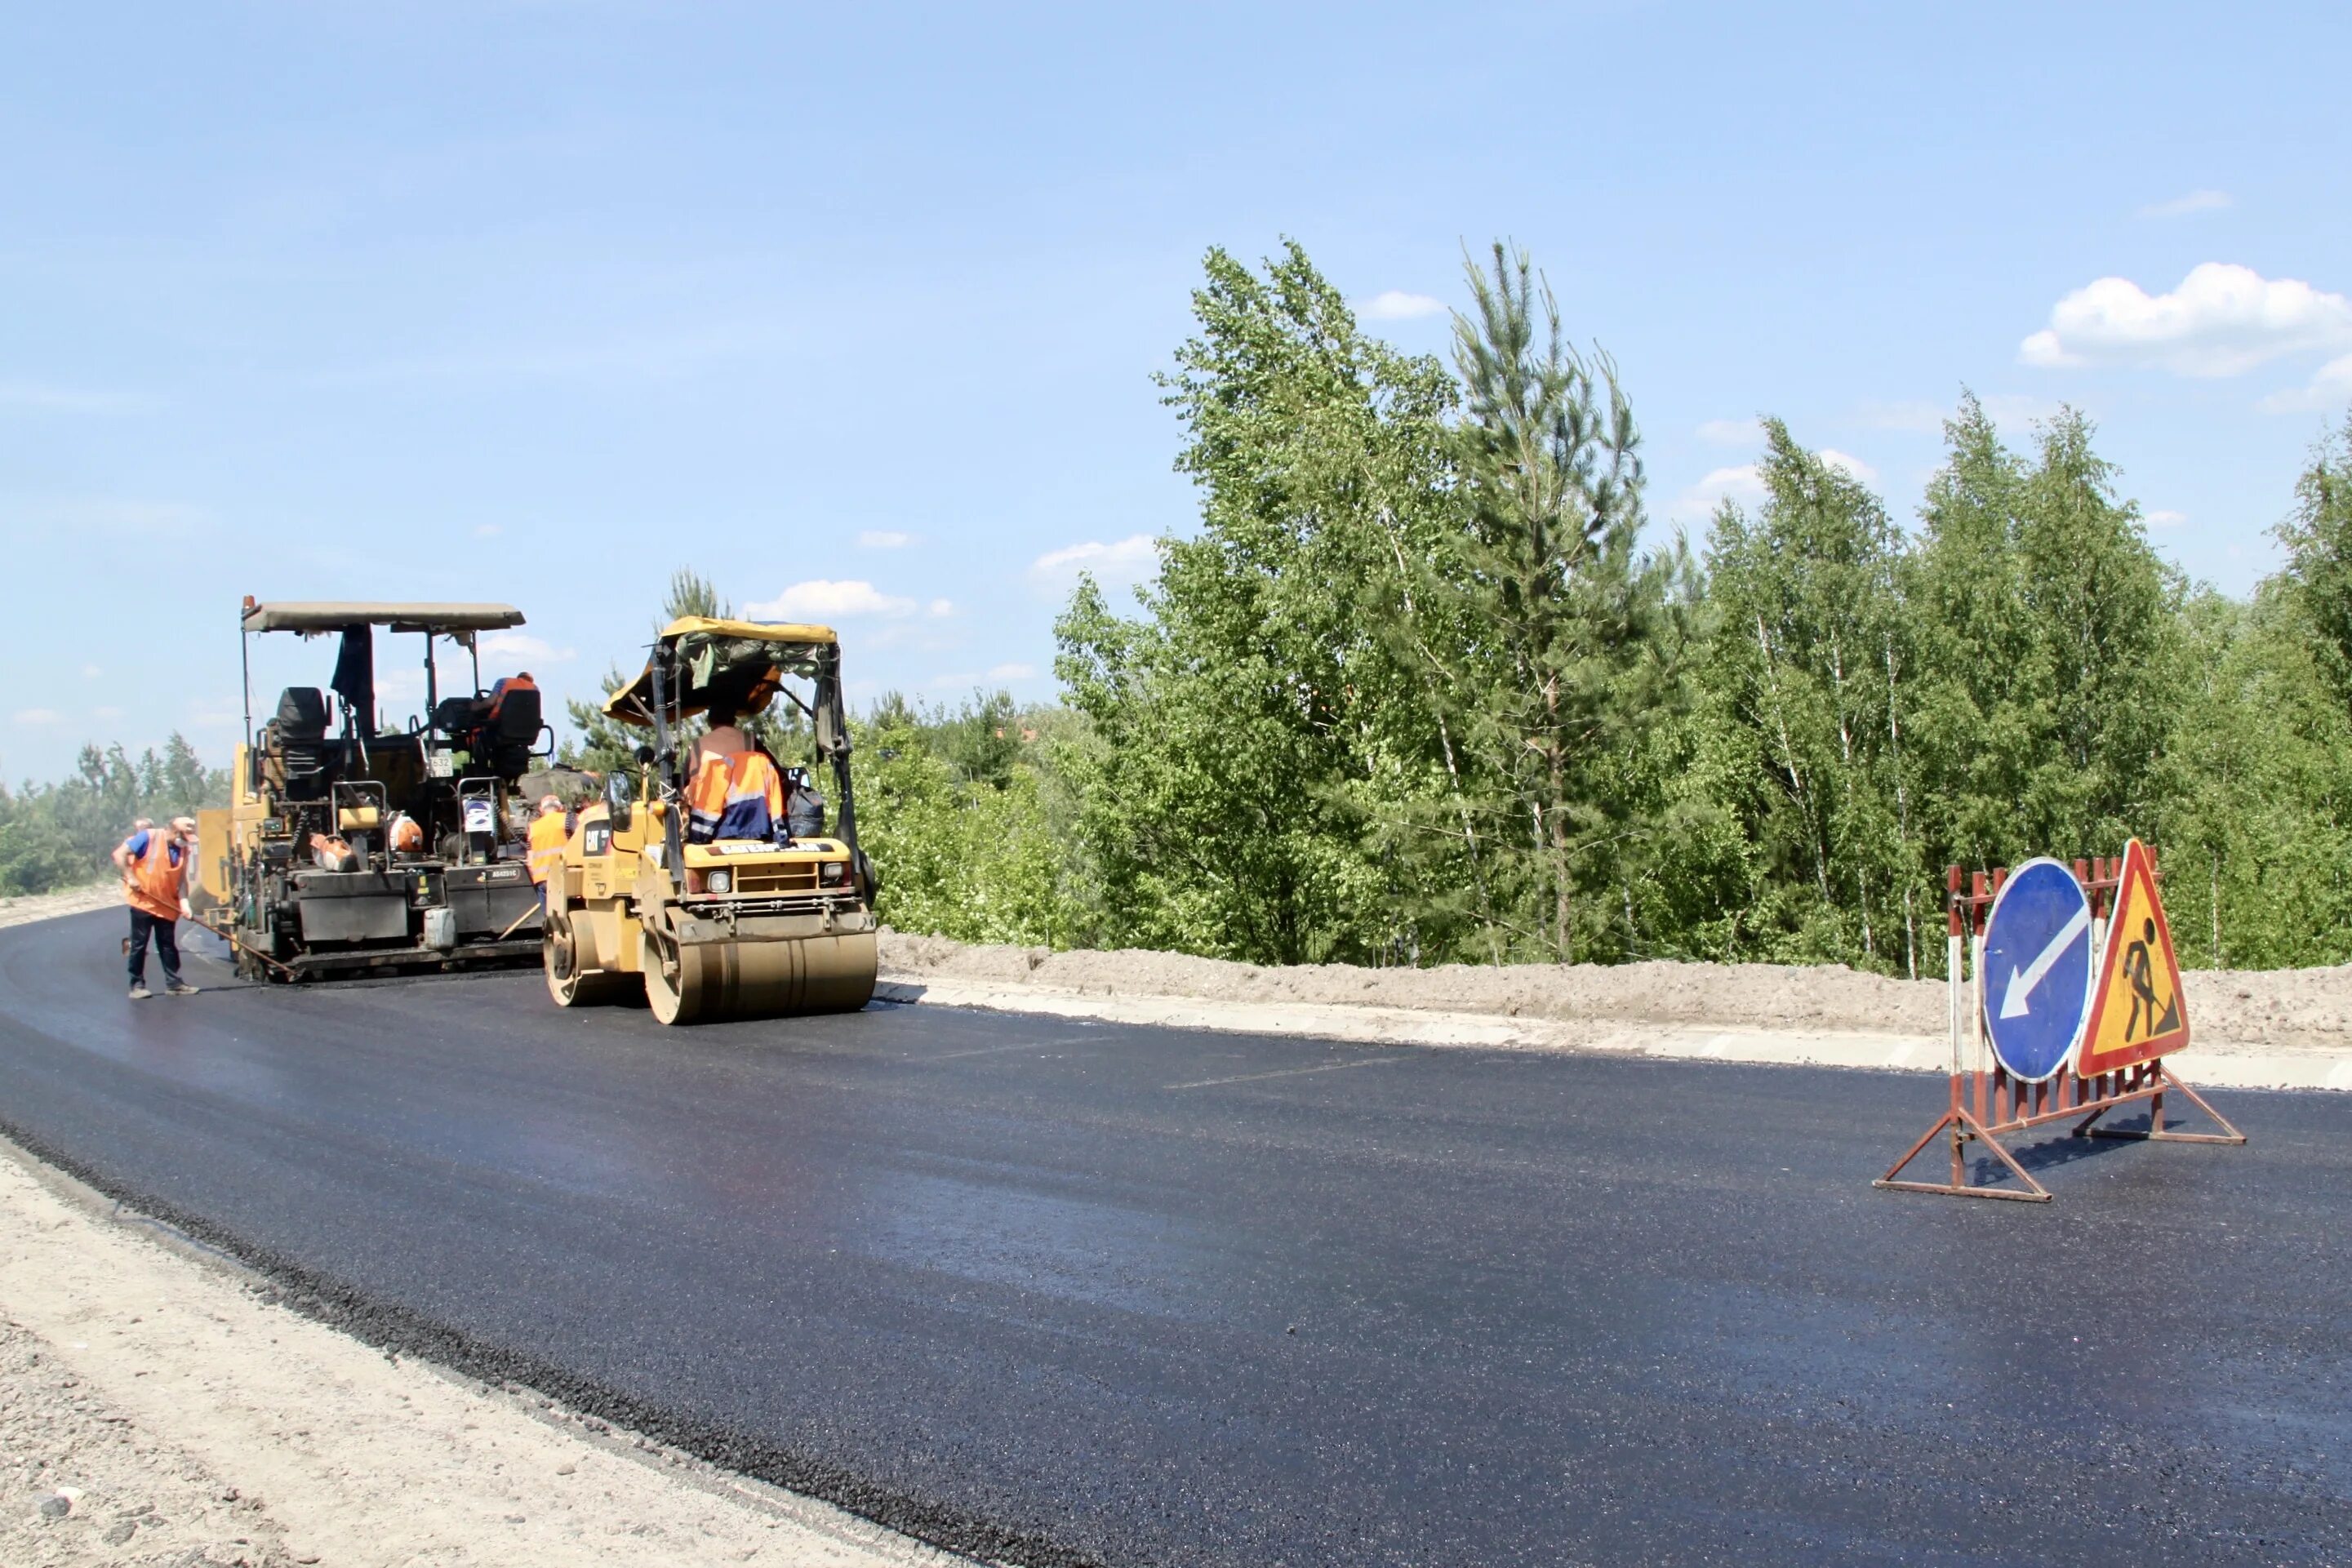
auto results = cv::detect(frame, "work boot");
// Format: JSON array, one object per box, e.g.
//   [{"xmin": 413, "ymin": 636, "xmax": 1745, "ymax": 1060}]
[
  {"xmin": 166, "ymin": 981, "xmax": 200, "ymax": 997},
  {"xmin": 127, "ymin": 982, "xmax": 151, "ymax": 1001}
]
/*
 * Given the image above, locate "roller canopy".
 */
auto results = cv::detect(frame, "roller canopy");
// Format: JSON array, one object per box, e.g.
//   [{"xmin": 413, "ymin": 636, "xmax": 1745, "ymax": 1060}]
[
  {"xmin": 242, "ymin": 602, "xmax": 527, "ymax": 634},
  {"xmin": 603, "ymin": 616, "xmax": 838, "ymax": 726}
]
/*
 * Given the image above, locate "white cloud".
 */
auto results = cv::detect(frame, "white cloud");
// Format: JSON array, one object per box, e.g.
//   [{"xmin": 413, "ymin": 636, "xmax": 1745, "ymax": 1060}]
[
  {"xmin": 1820, "ymin": 450, "xmax": 1878, "ymax": 485},
  {"xmin": 93, "ymin": 705, "xmax": 122, "ymax": 720},
  {"xmin": 927, "ymin": 598, "xmax": 954, "ymax": 618},
  {"xmin": 13, "ymin": 708, "xmax": 58, "ymax": 725},
  {"xmin": 1696, "ymin": 418, "xmax": 1759, "ymax": 445},
  {"xmin": 473, "ymin": 523, "xmax": 502, "ymax": 539},
  {"xmin": 1672, "ymin": 464, "xmax": 1764, "ymax": 520},
  {"xmin": 858, "ymin": 530, "xmax": 913, "ymax": 549},
  {"xmin": 314, "ymin": 318, "xmax": 789, "ymax": 388},
  {"xmin": 0, "ymin": 380, "xmax": 142, "ymax": 413},
  {"xmin": 2138, "ymin": 189, "xmax": 2232, "ymax": 220},
  {"xmin": 1360, "ymin": 290, "xmax": 1445, "ymax": 321},
  {"xmin": 2020, "ymin": 263, "xmax": 2352, "ymax": 377},
  {"xmin": 20, "ymin": 498, "xmax": 207, "ymax": 536},
  {"xmin": 1856, "ymin": 400, "xmax": 1947, "ymax": 433},
  {"xmin": 81, "ymin": 664, "xmax": 101, "ymax": 680},
  {"xmin": 1979, "ymin": 393, "xmax": 2062, "ymax": 431},
  {"xmin": 744, "ymin": 580, "xmax": 919, "ymax": 620},
  {"xmin": 924, "ymin": 663, "xmax": 1040, "ymax": 691},
  {"xmin": 477, "ymin": 631, "xmax": 575, "ymax": 664},
  {"xmin": 2147, "ymin": 509, "xmax": 2190, "ymax": 528},
  {"xmin": 376, "ymin": 668, "xmax": 427, "ymax": 705},
  {"xmin": 1029, "ymin": 534, "xmax": 1159, "ymax": 592},
  {"xmin": 1855, "ymin": 394, "xmax": 2055, "ymax": 435},
  {"xmin": 2259, "ymin": 352, "xmax": 2352, "ymax": 415}
]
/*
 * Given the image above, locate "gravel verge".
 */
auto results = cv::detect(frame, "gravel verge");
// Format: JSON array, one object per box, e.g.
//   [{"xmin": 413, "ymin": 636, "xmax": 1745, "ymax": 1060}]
[
  {"xmin": 0, "ymin": 1144, "xmax": 957, "ymax": 1568},
  {"xmin": 878, "ymin": 931, "xmax": 2352, "ymax": 1085},
  {"xmin": 0, "ymin": 886, "xmax": 121, "ymax": 934},
  {"xmin": 0, "ymin": 1308, "xmax": 291, "ymax": 1568}
]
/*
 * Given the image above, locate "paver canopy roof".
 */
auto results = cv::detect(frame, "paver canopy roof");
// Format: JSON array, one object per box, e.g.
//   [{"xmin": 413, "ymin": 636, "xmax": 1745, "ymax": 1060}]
[{"xmin": 242, "ymin": 602, "xmax": 527, "ymax": 634}]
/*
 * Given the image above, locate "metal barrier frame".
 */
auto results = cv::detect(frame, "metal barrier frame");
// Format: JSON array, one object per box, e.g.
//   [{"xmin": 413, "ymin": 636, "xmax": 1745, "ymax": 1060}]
[{"xmin": 1875, "ymin": 856, "xmax": 2245, "ymax": 1202}]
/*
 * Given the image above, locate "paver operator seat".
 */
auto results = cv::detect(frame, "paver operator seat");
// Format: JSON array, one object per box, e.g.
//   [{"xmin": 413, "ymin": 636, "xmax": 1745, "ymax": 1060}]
[
  {"xmin": 265, "ymin": 686, "xmax": 333, "ymax": 800},
  {"xmin": 432, "ymin": 673, "xmax": 544, "ymax": 778}
]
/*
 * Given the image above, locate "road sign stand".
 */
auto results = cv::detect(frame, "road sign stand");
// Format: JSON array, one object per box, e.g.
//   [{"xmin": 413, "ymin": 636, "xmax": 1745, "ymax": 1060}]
[
  {"xmin": 1875, "ymin": 855, "xmax": 2243, "ymax": 1203},
  {"xmin": 2073, "ymin": 1069, "xmax": 2244, "ymax": 1146}
]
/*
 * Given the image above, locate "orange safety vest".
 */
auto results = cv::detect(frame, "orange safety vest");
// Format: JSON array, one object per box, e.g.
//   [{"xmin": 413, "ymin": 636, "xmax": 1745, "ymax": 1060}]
[
  {"xmin": 527, "ymin": 811, "xmax": 570, "ymax": 885},
  {"xmin": 487, "ymin": 673, "xmax": 538, "ymax": 723},
  {"xmin": 122, "ymin": 832, "xmax": 187, "ymax": 920},
  {"xmin": 728, "ymin": 751, "xmax": 786, "ymax": 823},
  {"xmin": 685, "ymin": 752, "xmax": 785, "ymax": 842},
  {"xmin": 684, "ymin": 753, "xmax": 732, "ymax": 842}
]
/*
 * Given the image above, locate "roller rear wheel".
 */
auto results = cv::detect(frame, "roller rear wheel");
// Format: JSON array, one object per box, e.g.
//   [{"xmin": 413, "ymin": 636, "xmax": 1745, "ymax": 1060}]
[{"xmin": 545, "ymin": 912, "xmax": 630, "ymax": 1007}]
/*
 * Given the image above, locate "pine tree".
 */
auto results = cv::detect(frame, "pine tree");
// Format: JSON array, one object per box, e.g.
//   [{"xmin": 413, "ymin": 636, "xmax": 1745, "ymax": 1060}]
[
  {"xmin": 2275, "ymin": 411, "xmax": 2352, "ymax": 702},
  {"xmin": 1417, "ymin": 242, "xmax": 1683, "ymax": 962}
]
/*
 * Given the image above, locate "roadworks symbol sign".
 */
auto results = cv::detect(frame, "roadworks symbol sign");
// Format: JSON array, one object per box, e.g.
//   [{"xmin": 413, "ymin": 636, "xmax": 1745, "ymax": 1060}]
[{"xmin": 2077, "ymin": 837, "xmax": 2190, "ymax": 1076}]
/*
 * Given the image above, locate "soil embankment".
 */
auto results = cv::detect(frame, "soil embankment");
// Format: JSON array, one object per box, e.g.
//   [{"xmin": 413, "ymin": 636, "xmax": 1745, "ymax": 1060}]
[
  {"xmin": 0, "ymin": 885, "xmax": 121, "ymax": 933},
  {"xmin": 878, "ymin": 931, "xmax": 2352, "ymax": 1064}
]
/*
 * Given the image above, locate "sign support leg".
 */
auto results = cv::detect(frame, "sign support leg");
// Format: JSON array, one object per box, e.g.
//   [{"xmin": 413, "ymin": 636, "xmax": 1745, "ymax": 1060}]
[
  {"xmin": 2075, "ymin": 1063, "xmax": 2247, "ymax": 1145},
  {"xmin": 1874, "ymin": 1106, "xmax": 2053, "ymax": 1201},
  {"xmin": 1874, "ymin": 876, "xmax": 2052, "ymax": 1201}
]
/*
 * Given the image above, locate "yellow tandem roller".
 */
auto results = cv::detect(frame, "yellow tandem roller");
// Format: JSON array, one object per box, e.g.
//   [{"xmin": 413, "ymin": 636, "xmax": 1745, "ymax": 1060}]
[{"xmin": 543, "ymin": 616, "xmax": 879, "ymax": 1025}]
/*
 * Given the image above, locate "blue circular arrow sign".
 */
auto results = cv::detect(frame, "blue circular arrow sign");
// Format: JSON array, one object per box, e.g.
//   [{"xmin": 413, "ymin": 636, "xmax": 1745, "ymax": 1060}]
[{"xmin": 1981, "ymin": 858, "xmax": 2094, "ymax": 1083}]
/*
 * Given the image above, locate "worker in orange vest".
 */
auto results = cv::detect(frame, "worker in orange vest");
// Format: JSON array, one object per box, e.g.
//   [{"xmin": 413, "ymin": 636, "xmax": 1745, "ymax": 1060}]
[
  {"xmin": 113, "ymin": 815, "xmax": 199, "ymax": 1001},
  {"xmin": 527, "ymin": 794, "xmax": 571, "ymax": 908}
]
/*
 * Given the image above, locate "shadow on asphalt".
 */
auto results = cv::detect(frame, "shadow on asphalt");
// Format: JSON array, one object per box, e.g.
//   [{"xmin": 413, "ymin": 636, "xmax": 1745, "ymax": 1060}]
[{"xmin": 162, "ymin": 926, "xmax": 547, "ymax": 997}]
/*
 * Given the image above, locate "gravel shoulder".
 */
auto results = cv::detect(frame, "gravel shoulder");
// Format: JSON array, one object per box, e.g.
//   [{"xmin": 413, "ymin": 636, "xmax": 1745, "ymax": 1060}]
[
  {"xmin": 0, "ymin": 1142, "xmax": 956, "ymax": 1568},
  {"xmin": 878, "ymin": 931, "xmax": 2352, "ymax": 1090},
  {"xmin": 0, "ymin": 886, "xmax": 122, "ymax": 934}
]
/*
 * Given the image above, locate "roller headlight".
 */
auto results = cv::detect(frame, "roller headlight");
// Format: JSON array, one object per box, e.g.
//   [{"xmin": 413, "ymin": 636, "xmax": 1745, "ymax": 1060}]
[
  {"xmin": 820, "ymin": 860, "xmax": 846, "ymax": 886},
  {"xmin": 705, "ymin": 869, "xmax": 732, "ymax": 895}
]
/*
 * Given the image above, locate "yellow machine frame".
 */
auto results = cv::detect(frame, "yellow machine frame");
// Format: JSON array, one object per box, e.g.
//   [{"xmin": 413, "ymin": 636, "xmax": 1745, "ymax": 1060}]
[{"xmin": 542, "ymin": 616, "xmax": 878, "ymax": 1024}]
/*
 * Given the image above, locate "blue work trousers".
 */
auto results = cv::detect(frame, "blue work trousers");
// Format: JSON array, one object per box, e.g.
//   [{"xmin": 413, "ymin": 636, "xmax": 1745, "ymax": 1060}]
[{"xmin": 127, "ymin": 908, "xmax": 182, "ymax": 988}]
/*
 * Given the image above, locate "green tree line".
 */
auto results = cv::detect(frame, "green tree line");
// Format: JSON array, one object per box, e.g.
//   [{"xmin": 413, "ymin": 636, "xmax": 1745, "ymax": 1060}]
[
  {"xmin": 11, "ymin": 239, "xmax": 2348, "ymax": 980},
  {"xmin": 0, "ymin": 738, "xmax": 228, "ymax": 895},
  {"xmin": 909, "ymin": 240, "xmax": 2352, "ymax": 975}
]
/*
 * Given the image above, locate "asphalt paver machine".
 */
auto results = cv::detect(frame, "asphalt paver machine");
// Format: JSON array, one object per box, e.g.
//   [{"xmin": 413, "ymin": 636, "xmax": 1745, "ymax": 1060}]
[
  {"xmin": 196, "ymin": 599, "xmax": 554, "ymax": 980},
  {"xmin": 542, "ymin": 615, "xmax": 878, "ymax": 1024}
]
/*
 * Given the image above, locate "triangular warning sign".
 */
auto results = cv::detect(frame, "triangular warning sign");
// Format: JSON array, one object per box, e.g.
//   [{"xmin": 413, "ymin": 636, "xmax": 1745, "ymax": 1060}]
[{"xmin": 2076, "ymin": 838, "xmax": 2190, "ymax": 1076}]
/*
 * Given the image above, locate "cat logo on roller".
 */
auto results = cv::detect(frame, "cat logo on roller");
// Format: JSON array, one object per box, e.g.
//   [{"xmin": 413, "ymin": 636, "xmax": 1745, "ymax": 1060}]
[{"xmin": 2075, "ymin": 837, "xmax": 2190, "ymax": 1076}]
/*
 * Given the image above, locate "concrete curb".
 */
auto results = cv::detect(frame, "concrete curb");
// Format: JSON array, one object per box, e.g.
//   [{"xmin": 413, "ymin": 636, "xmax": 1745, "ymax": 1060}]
[{"xmin": 873, "ymin": 976, "xmax": 2352, "ymax": 1092}]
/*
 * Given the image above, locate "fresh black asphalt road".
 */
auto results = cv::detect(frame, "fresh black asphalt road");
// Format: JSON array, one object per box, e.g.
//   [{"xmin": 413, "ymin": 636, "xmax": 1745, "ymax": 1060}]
[{"xmin": 3, "ymin": 910, "xmax": 2348, "ymax": 1566}]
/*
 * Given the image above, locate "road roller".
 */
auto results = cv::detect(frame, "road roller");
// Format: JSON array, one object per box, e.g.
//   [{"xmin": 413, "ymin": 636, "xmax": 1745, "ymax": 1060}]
[{"xmin": 542, "ymin": 616, "xmax": 878, "ymax": 1024}]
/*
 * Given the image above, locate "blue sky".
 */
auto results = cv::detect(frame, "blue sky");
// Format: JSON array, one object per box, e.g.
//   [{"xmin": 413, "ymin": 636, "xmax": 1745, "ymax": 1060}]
[{"xmin": 3, "ymin": 1, "xmax": 2347, "ymax": 781}]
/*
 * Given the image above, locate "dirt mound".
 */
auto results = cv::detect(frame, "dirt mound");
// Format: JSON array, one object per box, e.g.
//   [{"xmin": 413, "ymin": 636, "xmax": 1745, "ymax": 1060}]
[
  {"xmin": 879, "ymin": 931, "xmax": 1949, "ymax": 1034},
  {"xmin": 878, "ymin": 931, "xmax": 2352, "ymax": 1052}
]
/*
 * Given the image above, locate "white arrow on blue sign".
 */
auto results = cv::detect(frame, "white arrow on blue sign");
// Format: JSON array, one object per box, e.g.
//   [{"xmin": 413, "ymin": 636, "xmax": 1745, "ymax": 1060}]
[{"xmin": 1980, "ymin": 857, "xmax": 2095, "ymax": 1082}]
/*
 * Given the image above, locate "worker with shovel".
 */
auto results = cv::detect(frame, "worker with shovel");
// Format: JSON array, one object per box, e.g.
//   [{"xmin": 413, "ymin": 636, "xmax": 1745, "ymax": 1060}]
[{"xmin": 113, "ymin": 816, "xmax": 199, "ymax": 1000}]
